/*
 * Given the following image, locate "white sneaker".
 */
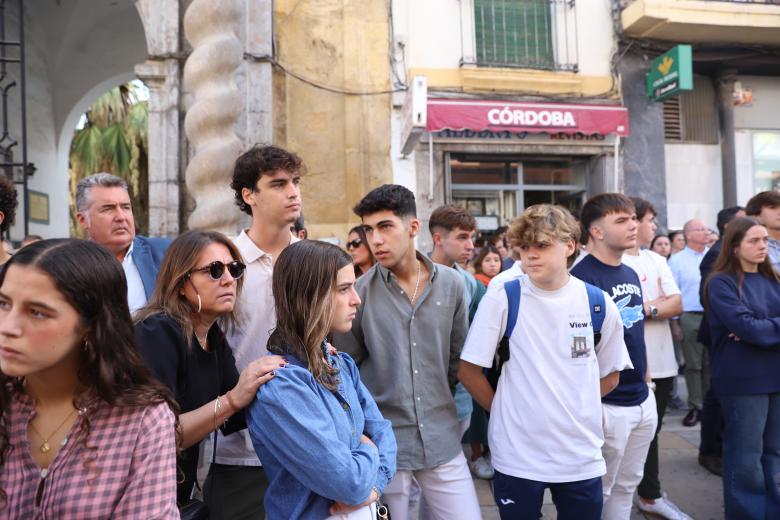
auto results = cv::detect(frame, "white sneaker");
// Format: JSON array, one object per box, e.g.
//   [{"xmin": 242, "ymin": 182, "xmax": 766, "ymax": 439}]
[
  {"xmin": 468, "ymin": 456, "xmax": 494, "ymax": 480},
  {"xmin": 637, "ymin": 493, "xmax": 693, "ymax": 520}
]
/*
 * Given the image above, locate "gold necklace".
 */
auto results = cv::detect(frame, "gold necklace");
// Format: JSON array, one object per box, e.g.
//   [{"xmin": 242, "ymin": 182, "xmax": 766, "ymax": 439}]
[
  {"xmin": 410, "ymin": 260, "xmax": 422, "ymax": 305},
  {"xmin": 29, "ymin": 408, "xmax": 78, "ymax": 454}
]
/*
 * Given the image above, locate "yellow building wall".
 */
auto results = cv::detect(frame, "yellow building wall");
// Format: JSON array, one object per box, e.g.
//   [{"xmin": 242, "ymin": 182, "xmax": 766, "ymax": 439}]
[{"xmin": 273, "ymin": 0, "xmax": 393, "ymax": 242}]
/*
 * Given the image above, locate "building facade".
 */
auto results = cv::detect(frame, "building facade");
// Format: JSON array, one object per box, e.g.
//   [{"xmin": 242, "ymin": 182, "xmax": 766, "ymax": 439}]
[
  {"xmin": 392, "ymin": 0, "xmax": 629, "ymax": 250},
  {"xmin": 4, "ymin": 0, "xmax": 778, "ymax": 243},
  {"xmin": 2, "ymin": 0, "xmax": 393, "ymax": 243},
  {"xmin": 619, "ymin": 0, "xmax": 780, "ymax": 229}
]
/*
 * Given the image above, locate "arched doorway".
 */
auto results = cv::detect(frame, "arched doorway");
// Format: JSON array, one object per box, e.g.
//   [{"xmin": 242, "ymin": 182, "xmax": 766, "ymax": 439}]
[{"xmin": 66, "ymin": 80, "xmax": 150, "ymax": 237}]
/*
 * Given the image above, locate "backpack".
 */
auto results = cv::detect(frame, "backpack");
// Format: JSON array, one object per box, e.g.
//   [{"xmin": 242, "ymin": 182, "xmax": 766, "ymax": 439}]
[{"xmin": 486, "ymin": 278, "xmax": 607, "ymax": 390}]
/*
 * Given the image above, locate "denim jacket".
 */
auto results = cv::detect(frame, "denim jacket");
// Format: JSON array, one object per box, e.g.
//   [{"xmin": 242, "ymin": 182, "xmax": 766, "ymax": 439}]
[{"xmin": 247, "ymin": 349, "xmax": 397, "ymax": 520}]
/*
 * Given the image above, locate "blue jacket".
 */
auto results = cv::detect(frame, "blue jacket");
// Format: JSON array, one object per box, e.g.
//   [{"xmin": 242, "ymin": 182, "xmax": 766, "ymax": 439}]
[
  {"xmin": 132, "ymin": 235, "xmax": 171, "ymax": 299},
  {"xmin": 707, "ymin": 272, "xmax": 780, "ymax": 396},
  {"xmin": 247, "ymin": 351, "xmax": 397, "ymax": 520}
]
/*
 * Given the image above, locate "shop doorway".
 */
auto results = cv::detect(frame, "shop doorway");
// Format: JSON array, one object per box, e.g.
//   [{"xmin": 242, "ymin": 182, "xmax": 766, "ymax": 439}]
[{"xmin": 449, "ymin": 154, "xmax": 588, "ymax": 231}]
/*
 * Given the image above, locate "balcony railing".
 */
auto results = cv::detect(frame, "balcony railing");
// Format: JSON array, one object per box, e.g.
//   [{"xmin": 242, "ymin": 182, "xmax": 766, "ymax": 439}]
[{"xmin": 469, "ymin": 0, "xmax": 578, "ymax": 72}]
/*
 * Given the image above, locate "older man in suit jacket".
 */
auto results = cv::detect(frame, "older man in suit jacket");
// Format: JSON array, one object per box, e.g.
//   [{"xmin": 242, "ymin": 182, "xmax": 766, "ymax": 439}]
[{"xmin": 75, "ymin": 173, "xmax": 171, "ymax": 313}]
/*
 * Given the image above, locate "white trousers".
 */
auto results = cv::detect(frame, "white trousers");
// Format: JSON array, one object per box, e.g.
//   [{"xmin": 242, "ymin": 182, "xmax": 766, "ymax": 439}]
[
  {"xmin": 383, "ymin": 451, "xmax": 481, "ymax": 520},
  {"xmin": 325, "ymin": 502, "xmax": 377, "ymax": 520},
  {"xmin": 601, "ymin": 391, "xmax": 658, "ymax": 520}
]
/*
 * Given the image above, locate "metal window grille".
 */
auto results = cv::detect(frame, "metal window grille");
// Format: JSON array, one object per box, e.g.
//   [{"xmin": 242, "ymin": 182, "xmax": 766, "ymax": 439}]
[
  {"xmin": 473, "ymin": 0, "xmax": 578, "ymax": 71},
  {"xmin": 0, "ymin": 0, "xmax": 32, "ymax": 236}
]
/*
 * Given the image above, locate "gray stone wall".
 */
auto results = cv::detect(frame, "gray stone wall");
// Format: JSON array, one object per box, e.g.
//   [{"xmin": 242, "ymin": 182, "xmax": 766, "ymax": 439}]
[{"xmin": 618, "ymin": 48, "xmax": 669, "ymax": 229}]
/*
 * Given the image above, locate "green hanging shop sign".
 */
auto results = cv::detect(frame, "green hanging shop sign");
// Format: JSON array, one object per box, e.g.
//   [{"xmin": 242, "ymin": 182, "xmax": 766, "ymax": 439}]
[{"xmin": 647, "ymin": 45, "xmax": 693, "ymax": 102}]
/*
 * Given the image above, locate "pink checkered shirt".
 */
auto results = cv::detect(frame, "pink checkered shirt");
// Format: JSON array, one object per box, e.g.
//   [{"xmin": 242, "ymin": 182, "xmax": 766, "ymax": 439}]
[{"xmin": 0, "ymin": 392, "xmax": 179, "ymax": 519}]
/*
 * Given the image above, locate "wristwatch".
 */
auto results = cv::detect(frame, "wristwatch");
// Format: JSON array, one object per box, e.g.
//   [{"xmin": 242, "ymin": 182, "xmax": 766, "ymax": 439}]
[{"xmin": 648, "ymin": 304, "xmax": 658, "ymax": 319}]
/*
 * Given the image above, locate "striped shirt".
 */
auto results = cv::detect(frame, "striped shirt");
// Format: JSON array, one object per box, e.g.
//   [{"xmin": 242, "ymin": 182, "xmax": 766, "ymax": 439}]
[{"xmin": 0, "ymin": 392, "xmax": 178, "ymax": 519}]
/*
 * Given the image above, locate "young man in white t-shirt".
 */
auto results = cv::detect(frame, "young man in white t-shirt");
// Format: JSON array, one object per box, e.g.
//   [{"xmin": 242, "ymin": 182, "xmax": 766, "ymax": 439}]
[
  {"xmin": 622, "ymin": 198, "xmax": 689, "ymax": 520},
  {"xmin": 459, "ymin": 204, "xmax": 632, "ymax": 520}
]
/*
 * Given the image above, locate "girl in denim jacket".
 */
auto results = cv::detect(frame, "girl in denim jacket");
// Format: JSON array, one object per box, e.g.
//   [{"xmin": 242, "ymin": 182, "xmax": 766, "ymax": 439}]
[{"xmin": 247, "ymin": 240, "xmax": 397, "ymax": 519}]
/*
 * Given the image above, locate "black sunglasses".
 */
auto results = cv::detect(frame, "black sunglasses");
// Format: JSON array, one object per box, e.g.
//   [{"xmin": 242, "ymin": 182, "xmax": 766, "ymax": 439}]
[
  {"xmin": 190, "ymin": 261, "xmax": 246, "ymax": 281},
  {"xmin": 346, "ymin": 239, "xmax": 362, "ymax": 250}
]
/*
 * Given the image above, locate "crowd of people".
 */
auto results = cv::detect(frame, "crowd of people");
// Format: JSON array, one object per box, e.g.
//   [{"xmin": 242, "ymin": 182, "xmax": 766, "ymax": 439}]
[{"xmin": 0, "ymin": 144, "xmax": 777, "ymax": 520}]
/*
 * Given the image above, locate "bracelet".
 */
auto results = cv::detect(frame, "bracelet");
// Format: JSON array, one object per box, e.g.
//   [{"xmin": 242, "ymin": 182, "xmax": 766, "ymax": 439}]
[
  {"xmin": 213, "ymin": 395, "xmax": 222, "ymax": 431},
  {"xmin": 225, "ymin": 391, "xmax": 238, "ymax": 412}
]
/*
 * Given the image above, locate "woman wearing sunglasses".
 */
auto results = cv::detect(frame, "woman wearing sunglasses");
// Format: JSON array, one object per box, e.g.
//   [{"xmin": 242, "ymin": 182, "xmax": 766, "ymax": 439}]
[
  {"xmin": 134, "ymin": 230, "xmax": 284, "ymax": 510},
  {"xmin": 346, "ymin": 226, "xmax": 376, "ymax": 277}
]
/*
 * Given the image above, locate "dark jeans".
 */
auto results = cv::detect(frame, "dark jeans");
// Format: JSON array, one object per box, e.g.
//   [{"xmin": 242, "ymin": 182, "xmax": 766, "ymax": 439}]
[
  {"xmin": 638, "ymin": 377, "xmax": 674, "ymax": 500},
  {"xmin": 493, "ymin": 470, "xmax": 602, "ymax": 520},
  {"xmin": 204, "ymin": 464, "xmax": 269, "ymax": 520},
  {"xmin": 700, "ymin": 387, "xmax": 723, "ymax": 457},
  {"xmin": 720, "ymin": 393, "xmax": 780, "ymax": 520}
]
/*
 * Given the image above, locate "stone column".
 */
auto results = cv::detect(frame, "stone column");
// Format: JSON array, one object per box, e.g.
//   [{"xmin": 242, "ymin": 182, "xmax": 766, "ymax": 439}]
[
  {"xmin": 244, "ymin": 0, "xmax": 274, "ymax": 144},
  {"xmin": 135, "ymin": 59, "xmax": 181, "ymax": 236},
  {"xmin": 133, "ymin": 0, "xmax": 181, "ymax": 236},
  {"xmin": 183, "ymin": 0, "xmax": 244, "ymax": 234},
  {"xmin": 717, "ymin": 69, "xmax": 738, "ymax": 208}
]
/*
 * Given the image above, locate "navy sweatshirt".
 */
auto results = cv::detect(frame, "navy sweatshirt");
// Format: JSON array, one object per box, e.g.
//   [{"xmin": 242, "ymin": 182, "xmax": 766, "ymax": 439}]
[
  {"xmin": 707, "ymin": 272, "xmax": 780, "ymax": 396},
  {"xmin": 571, "ymin": 254, "xmax": 648, "ymax": 406}
]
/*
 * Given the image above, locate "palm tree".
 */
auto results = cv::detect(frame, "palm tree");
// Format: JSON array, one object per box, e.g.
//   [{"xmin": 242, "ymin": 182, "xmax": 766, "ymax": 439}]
[{"xmin": 69, "ymin": 81, "xmax": 148, "ymax": 237}]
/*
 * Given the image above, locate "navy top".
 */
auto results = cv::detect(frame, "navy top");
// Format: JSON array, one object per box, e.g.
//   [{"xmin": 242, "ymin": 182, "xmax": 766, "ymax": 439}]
[
  {"xmin": 134, "ymin": 313, "xmax": 244, "ymax": 504},
  {"xmin": 247, "ymin": 349, "xmax": 397, "ymax": 520},
  {"xmin": 706, "ymin": 272, "xmax": 780, "ymax": 396},
  {"xmin": 571, "ymin": 255, "xmax": 649, "ymax": 406}
]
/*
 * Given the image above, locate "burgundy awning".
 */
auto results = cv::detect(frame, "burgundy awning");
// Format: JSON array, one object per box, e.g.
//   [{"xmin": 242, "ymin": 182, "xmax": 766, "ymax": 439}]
[{"xmin": 427, "ymin": 98, "xmax": 630, "ymax": 137}]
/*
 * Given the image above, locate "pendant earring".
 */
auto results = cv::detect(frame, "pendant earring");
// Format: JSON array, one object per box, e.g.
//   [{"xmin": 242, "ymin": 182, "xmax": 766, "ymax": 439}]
[{"xmin": 196, "ymin": 294, "xmax": 202, "ymax": 313}]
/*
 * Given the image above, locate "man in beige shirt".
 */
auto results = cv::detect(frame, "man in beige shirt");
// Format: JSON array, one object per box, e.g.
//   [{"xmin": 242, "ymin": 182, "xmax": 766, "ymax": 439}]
[{"xmin": 206, "ymin": 144, "xmax": 304, "ymax": 520}]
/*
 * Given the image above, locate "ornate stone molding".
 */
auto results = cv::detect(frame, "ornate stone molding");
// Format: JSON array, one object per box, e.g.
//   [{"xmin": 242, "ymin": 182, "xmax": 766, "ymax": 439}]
[
  {"xmin": 182, "ymin": 0, "xmax": 244, "ymax": 233},
  {"xmin": 133, "ymin": 0, "xmax": 179, "ymax": 56}
]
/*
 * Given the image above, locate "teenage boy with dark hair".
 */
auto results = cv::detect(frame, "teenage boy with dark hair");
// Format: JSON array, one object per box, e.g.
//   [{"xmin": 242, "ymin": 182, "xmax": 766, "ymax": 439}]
[
  {"xmin": 570, "ymin": 193, "xmax": 658, "ymax": 520},
  {"xmin": 335, "ymin": 184, "xmax": 481, "ymax": 520},
  {"xmin": 745, "ymin": 190, "xmax": 780, "ymax": 271},
  {"xmin": 207, "ymin": 144, "xmax": 304, "ymax": 519},
  {"xmin": 623, "ymin": 198, "xmax": 689, "ymax": 520},
  {"xmin": 459, "ymin": 203, "xmax": 631, "ymax": 520},
  {"xmin": 429, "ymin": 203, "xmax": 491, "ymax": 480}
]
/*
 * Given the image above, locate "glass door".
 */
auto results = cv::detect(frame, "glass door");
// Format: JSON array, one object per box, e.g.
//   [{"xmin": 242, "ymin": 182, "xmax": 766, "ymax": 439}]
[{"xmin": 449, "ymin": 154, "xmax": 588, "ymax": 226}]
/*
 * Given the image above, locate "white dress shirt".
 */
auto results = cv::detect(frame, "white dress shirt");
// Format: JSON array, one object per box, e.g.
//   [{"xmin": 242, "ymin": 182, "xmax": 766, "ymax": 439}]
[{"xmin": 122, "ymin": 241, "xmax": 148, "ymax": 315}]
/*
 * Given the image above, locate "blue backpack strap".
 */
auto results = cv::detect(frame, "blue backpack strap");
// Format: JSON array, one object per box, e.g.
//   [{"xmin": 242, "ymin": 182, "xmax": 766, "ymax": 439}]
[
  {"xmin": 503, "ymin": 279, "xmax": 522, "ymax": 340},
  {"xmin": 584, "ymin": 283, "xmax": 606, "ymax": 345}
]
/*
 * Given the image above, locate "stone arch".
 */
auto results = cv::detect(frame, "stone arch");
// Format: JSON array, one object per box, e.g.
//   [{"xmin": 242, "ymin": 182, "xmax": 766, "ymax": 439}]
[
  {"xmin": 54, "ymin": 72, "xmax": 138, "ymax": 235},
  {"xmin": 23, "ymin": 0, "xmax": 149, "ymax": 237}
]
